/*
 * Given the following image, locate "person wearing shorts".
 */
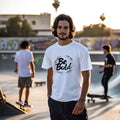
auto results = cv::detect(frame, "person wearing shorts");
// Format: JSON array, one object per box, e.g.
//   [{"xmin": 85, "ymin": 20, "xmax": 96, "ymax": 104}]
[
  {"xmin": 15, "ymin": 41, "xmax": 35, "ymax": 107},
  {"xmin": 42, "ymin": 14, "xmax": 92, "ymax": 120}
]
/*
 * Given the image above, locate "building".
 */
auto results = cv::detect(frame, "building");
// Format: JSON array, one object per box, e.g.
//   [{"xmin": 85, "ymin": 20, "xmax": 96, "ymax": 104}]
[{"xmin": 0, "ymin": 13, "xmax": 52, "ymax": 36}]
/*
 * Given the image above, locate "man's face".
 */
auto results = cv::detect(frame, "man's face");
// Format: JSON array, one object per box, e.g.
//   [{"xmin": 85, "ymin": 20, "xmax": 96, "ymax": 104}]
[
  {"xmin": 103, "ymin": 48, "xmax": 107, "ymax": 54},
  {"xmin": 57, "ymin": 20, "xmax": 70, "ymax": 40}
]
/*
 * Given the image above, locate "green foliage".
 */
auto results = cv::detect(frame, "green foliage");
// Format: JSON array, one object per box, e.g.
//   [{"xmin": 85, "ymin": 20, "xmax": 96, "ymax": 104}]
[
  {"xmin": 6, "ymin": 15, "xmax": 22, "ymax": 37},
  {"xmin": 0, "ymin": 28, "xmax": 7, "ymax": 37},
  {"xmin": 21, "ymin": 19, "xmax": 37, "ymax": 37},
  {"xmin": 1, "ymin": 15, "xmax": 37, "ymax": 37},
  {"xmin": 76, "ymin": 23, "xmax": 110, "ymax": 37}
]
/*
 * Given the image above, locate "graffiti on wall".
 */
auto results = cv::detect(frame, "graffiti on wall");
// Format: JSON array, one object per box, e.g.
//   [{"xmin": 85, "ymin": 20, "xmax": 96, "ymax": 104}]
[
  {"xmin": 75, "ymin": 37, "xmax": 120, "ymax": 50},
  {"xmin": 0, "ymin": 39, "xmax": 19, "ymax": 50},
  {"xmin": 0, "ymin": 37, "xmax": 56, "ymax": 51},
  {"xmin": 0, "ymin": 37, "xmax": 120, "ymax": 51}
]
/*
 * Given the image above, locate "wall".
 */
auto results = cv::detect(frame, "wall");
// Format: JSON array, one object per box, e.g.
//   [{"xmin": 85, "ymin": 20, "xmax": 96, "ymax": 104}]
[{"xmin": 74, "ymin": 36, "xmax": 120, "ymax": 51}]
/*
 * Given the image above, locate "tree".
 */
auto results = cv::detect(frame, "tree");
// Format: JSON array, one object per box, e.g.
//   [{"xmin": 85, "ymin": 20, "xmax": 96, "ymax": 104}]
[
  {"xmin": 0, "ymin": 28, "xmax": 7, "ymax": 37},
  {"xmin": 75, "ymin": 23, "xmax": 110, "ymax": 37},
  {"xmin": 6, "ymin": 15, "xmax": 22, "ymax": 37},
  {"xmin": 21, "ymin": 19, "xmax": 37, "ymax": 37},
  {"xmin": 6, "ymin": 15, "xmax": 37, "ymax": 37}
]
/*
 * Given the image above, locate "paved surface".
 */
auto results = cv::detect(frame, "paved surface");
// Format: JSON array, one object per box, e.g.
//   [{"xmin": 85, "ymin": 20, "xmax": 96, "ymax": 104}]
[{"xmin": 0, "ymin": 71, "xmax": 120, "ymax": 120}]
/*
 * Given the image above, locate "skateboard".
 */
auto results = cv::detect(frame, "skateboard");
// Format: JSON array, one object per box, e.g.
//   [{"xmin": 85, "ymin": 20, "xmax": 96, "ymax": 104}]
[
  {"xmin": 34, "ymin": 81, "xmax": 46, "ymax": 86},
  {"xmin": 87, "ymin": 93, "xmax": 112, "ymax": 103},
  {"xmin": 16, "ymin": 102, "xmax": 32, "ymax": 111}
]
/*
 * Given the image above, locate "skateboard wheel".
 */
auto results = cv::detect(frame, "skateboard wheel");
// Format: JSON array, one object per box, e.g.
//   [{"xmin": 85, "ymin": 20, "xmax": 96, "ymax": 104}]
[
  {"xmin": 93, "ymin": 99, "xmax": 95, "ymax": 103},
  {"xmin": 106, "ymin": 99, "xmax": 109, "ymax": 102},
  {"xmin": 87, "ymin": 99, "xmax": 90, "ymax": 103}
]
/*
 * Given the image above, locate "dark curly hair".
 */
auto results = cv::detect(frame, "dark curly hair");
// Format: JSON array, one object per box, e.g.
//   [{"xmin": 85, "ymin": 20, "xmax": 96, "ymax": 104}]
[
  {"xmin": 103, "ymin": 44, "xmax": 111, "ymax": 52},
  {"xmin": 52, "ymin": 14, "xmax": 76, "ymax": 39}
]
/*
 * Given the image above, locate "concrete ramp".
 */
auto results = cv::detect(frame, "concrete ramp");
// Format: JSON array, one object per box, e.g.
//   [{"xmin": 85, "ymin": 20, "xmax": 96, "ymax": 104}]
[{"xmin": 0, "ymin": 101, "xmax": 25, "ymax": 116}]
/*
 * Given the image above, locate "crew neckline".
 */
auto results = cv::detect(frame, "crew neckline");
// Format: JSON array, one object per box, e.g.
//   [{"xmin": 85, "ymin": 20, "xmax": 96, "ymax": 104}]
[{"xmin": 57, "ymin": 40, "xmax": 74, "ymax": 48}]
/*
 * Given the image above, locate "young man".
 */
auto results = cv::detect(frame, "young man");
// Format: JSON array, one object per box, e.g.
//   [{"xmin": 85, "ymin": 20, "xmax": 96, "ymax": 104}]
[
  {"xmin": 42, "ymin": 14, "xmax": 92, "ymax": 120},
  {"xmin": 0, "ymin": 88, "xmax": 6, "ymax": 103},
  {"xmin": 99, "ymin": 44, "xmax": 116, "ymax": 99},
  {"xmin": 15, "ymin": 41, "xmax": 35, "ymax": 107}
]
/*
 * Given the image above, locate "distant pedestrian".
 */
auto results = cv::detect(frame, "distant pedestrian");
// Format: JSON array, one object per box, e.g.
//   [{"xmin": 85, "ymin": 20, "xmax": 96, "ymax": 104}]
[
  {"xmin": 15, "ymin": 41, "xmax": 35, "ymax": 107},
  {"xmin": 99, "ymin": 44, "xmax": 116, "ymax": 99},
  {"xmin": 42, "ymin": 14, "xmax": 92, "ymax": 120}
]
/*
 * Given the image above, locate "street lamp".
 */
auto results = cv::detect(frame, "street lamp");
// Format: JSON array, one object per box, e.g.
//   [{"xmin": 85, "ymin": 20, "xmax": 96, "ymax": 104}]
[{"xmin": 52, "ymin": 0, "xmax": 60, "ymax": 12}]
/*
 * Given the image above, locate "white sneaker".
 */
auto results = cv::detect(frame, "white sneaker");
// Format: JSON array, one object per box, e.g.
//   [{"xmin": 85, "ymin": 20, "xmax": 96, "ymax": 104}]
[{"xmin": 24, "ymin": 102, "xmax": 32, "ymax": 108}]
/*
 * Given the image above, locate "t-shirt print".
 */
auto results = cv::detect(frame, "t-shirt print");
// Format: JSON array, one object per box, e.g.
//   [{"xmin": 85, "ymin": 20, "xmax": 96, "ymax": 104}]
[{"xmin": 54, "ymin": 55, "xmax": 72, "ymax": 73}]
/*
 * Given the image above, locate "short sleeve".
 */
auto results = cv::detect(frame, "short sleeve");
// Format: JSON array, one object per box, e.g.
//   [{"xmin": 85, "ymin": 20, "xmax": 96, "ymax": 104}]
[
  {"xmin": 79, "ymin": 48, "xmax": 92, "ymax": 71},
  {"xmin": 108, "ymin": 54, "xmax": 116, "ymax": 65},
  {"xmin": 14, "ymin": 53, "xmax": 17, "ymax": 63},
  {"xmin": 42, "ymin": 49, "xmax": 52, "ymax": 69},
  {"xmin": 28, "ymin": 52, "xmax": 34, "ymax": 62}
]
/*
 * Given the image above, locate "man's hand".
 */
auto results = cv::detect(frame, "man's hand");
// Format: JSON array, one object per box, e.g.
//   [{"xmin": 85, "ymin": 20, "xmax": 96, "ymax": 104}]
[
  {"xmin": 99, "ymin": 65, "xmax": 104, "ymax": 68},
  {"xmin": 99, "ymin": 71, "xmax": 103, "ymax": 74},
  {"xmin": 31, "ymin": 73, "xmax": 35, "ymax": 78},
  {"xmin": 72, "ymin": 100, "xmax": 84, "ymax": 115}
]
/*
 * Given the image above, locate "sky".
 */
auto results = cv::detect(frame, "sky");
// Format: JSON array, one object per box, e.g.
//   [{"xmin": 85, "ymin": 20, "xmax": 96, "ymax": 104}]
[{"xmin": 0, "ymin": 0, "xmax": 120, "ymax": 31}]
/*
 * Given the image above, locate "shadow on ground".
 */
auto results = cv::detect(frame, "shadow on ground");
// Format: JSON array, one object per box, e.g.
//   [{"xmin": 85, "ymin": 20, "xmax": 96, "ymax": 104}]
[{"xmin": 87, "ymin": 101, "xmax": 120, "ymax": 120}]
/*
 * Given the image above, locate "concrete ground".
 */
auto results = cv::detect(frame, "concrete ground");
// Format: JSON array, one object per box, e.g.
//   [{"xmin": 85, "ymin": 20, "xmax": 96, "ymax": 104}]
[{"xmin": 0, "ymin": 72, "xmax": 120, "ymax": 120}]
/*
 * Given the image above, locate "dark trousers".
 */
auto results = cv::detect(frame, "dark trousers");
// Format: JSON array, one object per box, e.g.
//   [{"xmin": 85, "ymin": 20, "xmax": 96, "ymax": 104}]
[
  {"xmin": 101, "ymin": 73, "xmax": 112, "ymax": 96},
  {"xmin": 48, "ymin": 97, "xmax": 88, "ymax": 120}
]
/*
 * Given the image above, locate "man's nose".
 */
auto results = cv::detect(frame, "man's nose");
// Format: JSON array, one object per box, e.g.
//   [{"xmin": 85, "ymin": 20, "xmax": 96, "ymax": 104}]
[{"xmin": 60, "ymin": 28, "xmax": 65, "ymax": 32}]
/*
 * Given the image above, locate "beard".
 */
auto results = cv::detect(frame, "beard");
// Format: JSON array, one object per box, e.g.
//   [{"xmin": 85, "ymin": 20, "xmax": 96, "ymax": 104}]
[{"xmin": 57, "ymin": 33, "xmax": 69, "ymax": 40}]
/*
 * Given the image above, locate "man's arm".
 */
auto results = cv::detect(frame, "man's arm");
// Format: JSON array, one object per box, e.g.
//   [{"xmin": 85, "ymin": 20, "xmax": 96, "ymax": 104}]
[
  {"xmin": 30, "ymin": 62, "xmax": 35, "ymax": 78},
  {"xmin": 80, "ymin": 70, "xmax": 91, "ymax": 100},
  {"xmin": 99, "ymin": 64, "xmax": 113, "ymax": 68},
  {"xmin": 72, "ymin": 70, "xmax": 91, "ymax": 115},
  {"xmin": 0, "ymin": 88, "xmax": 6, "ymax": 103},
  {"xmin": 47, "ymin": 68, "xmax": 53, "ymax": 99},
  {"xmin": 15, "ymin": 62, "xmax": 18, "ymax": 74}
]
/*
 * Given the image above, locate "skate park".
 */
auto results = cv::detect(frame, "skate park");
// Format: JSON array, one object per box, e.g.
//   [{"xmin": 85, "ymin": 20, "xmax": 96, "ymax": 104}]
[{"xmin": 0, "ymin": 49, "xmax": 120, "ymax": 120}]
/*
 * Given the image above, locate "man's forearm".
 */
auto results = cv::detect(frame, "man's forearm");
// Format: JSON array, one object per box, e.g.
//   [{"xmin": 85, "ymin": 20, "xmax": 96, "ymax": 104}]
[
  {"xmin": 47, "ymin": 77, "xmax": 52, "ymax": 96},
  {"xmin": 80, "ymin": 71, "xmax": 91, "ymax": 100},
  {"xmin": 30, "ymin": 62, "xmax": 35, "ymax": 74},
  {"xmin": 47, "ymin": 68, "xmax": 53, "ymax": 97}
]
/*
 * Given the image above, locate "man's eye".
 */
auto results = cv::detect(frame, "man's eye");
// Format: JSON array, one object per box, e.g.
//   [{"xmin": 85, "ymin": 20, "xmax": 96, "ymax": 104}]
[
  {"xmin": 64, "ymin": 26, "xmax": 68, "ymax": 29},
  {"xmin": 58, "ymin": 26, "xmax": 62, "ymax": 29}
]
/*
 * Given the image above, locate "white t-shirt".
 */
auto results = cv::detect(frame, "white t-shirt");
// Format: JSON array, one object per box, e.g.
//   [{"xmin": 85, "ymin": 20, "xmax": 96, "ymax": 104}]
[
  {"xmin": 15, "ymin": 49, "xmax": 34, "ymax": 77},
  {"xmin": 42, "ymin": 41, "xmax": 92, "ymax": 102}
]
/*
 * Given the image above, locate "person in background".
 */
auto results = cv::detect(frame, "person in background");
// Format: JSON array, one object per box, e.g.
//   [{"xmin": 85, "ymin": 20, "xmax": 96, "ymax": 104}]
[
  {"xmin": 99, "ymin": 44, "xmax": 116, "ymax": 99},
  {"xmin": 42, "ymin": 14, "xmax": 92, "ymax": 120},
  {"xmin": 0, "ymin": 88, "xmax": 6, "ymax": 103},
  {"xmin": 15, "ymin": 41, "xmax": 35, "ymax": 107}
]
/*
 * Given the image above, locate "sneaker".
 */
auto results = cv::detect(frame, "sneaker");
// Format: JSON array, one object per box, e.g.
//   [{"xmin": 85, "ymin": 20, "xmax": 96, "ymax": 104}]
[
  {"xmin": 101, "ymin": 95, "xmax": 107, "ymax": 99},
  {"xmin": 18, "ymin": 100, "xmax": 23, "ymax": 105},
  {"xmin": 24, "ymin": 102, "xmax": 32, "ymax": 108}
]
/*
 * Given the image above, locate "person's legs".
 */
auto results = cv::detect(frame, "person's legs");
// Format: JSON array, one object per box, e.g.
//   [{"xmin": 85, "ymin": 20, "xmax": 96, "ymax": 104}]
[
  {"xmin": 25, "ymin": 87, "xmax": 30, "ymax": 103},
  {"xmin": 48, "ymin": 97, "xmax": 65, "ymax": 120},
  {"xmin": 18, "ymin": 77, "xmax": 25, "ymax": 102},
  {"xmin": 101, "ymin": 74, "xmax": 112, "ymax": 97},
  {"xmin": 104, "ymin": 75, "xmax": 112, "ymax": 96},
  {"xmin": 64, "ymin": 101, "xmax": 88, "ymax": 120},
  {"xmin": 24, "ymin": 77, "xmax": 33, "ymax": 106},
  {"xmin": 19, "ymin": 87, "xmax": 24, "ymax": 102}
]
